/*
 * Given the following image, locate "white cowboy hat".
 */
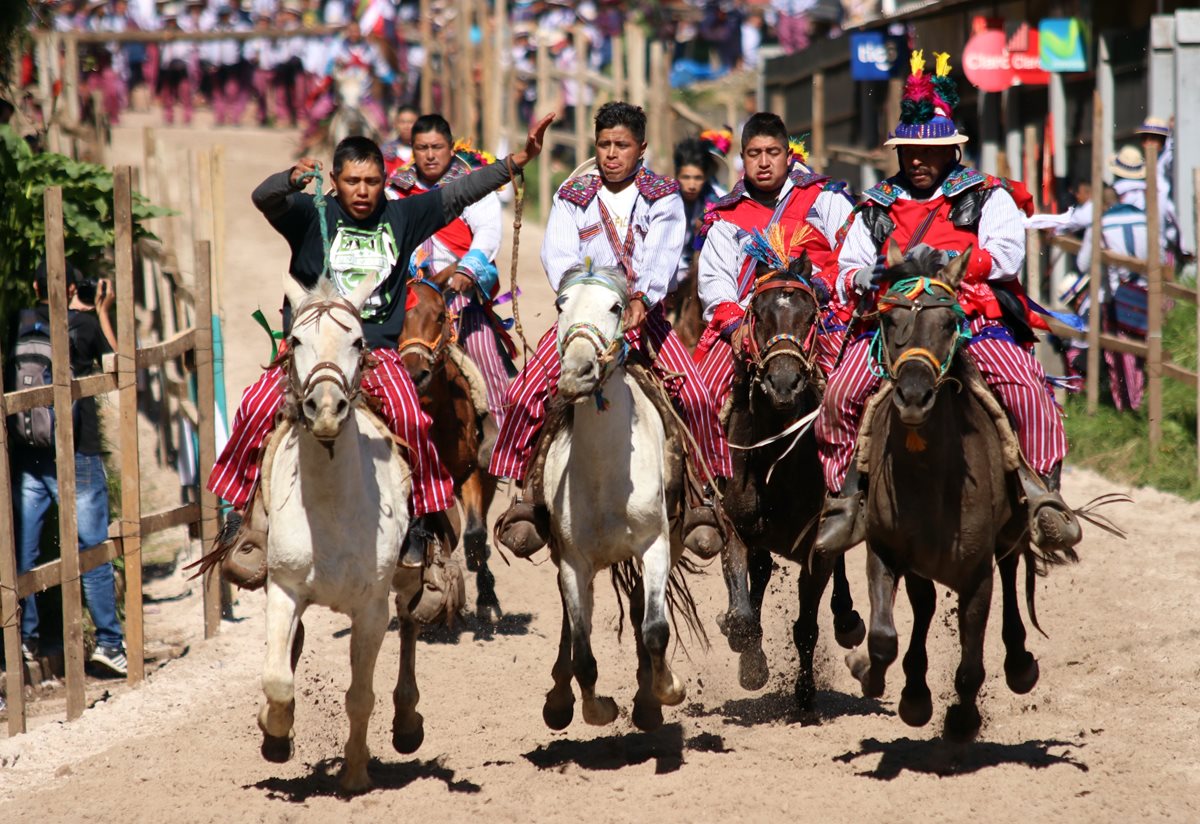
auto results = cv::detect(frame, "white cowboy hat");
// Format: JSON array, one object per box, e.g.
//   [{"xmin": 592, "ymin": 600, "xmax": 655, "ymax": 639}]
[
  {"xmin": 1135, "ymin": 117, "xmax": 1170, "ymax": 138},
  {"xmin": 1109, "ymin": 145, "xmax": 1146, "ymax": 180}
]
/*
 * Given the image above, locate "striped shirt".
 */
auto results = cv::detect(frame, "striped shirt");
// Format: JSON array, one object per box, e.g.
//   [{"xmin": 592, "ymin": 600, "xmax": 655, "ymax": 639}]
[{"xmin": 1077, "ymin": 203, "xmax": 1148, "ymax": 296}]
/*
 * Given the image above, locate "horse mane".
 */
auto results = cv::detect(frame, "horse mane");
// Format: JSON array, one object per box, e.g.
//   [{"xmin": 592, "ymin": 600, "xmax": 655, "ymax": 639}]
[
  {"xmin": 292, "ymin": 278, "xmax": 341, "ymax": 314},
  {"xmin": 881, "ymin": 245, "xmax": 948, "ymax": 286}
]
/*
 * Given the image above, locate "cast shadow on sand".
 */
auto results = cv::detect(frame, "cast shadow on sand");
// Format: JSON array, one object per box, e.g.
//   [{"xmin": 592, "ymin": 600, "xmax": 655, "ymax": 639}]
[
  {"xmin": 330, "ymin": 612, "xmax": 535, "ymax": 644},
  {"xmin": 524, "ymin": 723, "xmax": 730, "ymax": 775},
  {"xmin": 247, "ymin": 756, "xmax": 482, "ymax": 800},
  {"xmin": 684, "ymin": 688, "xmax": 891, "ymax": 728},
  {"xmin": 834, "ymin": 736, "xmax": 1089, "ymax": 779}
]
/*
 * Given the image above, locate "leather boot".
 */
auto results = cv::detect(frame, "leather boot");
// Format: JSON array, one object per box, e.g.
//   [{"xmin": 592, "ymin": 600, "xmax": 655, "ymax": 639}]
[
  {"xmin": 1017, "ymin": 464, "xmax": 1082, "ymax": 553},
  {"xmin": 495, "ymin": 499, "xmax": 550, "ymax": 558},
  {"xmin": 813, "ymin": 460, "xmax": 866, "ymax": 556},
  {"xmin": 401, "ymin": 516, "xmax": 436, "ymax": 568},
  {"xmin": 683, "ymin": 490, "xmax": 724, "ymax": 559}
]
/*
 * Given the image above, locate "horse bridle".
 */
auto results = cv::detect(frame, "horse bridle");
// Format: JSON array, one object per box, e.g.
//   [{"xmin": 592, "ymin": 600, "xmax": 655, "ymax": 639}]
[
  {"xmin": 740, "ymin": 274, "xmax": 822, "ymax": 387},
  {"xmin": 556, "ymin": 274, "xmax": 630, "ymax": 389},
  {"xmin": 870, "ymin": 276, "xmax": 969, "ymax": 384},
  {"xmin": 397, "ymin": 277, "xmax": 458, "ymax": 372},
  {"xmin": 283, "ymin": 295, "xmax": 370, "ymax": 422}
]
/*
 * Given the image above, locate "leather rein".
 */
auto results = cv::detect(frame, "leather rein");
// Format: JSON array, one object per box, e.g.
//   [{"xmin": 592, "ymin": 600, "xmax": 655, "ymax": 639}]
[{"xmin": 739, "ymin": 274, "xmax": 822, "ymax": 387}]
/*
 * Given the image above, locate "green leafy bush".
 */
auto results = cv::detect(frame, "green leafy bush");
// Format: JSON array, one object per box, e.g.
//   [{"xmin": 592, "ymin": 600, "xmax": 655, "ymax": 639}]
[{"xmin": 0, "ymin": 125, "xmax": 173, "ymax": 337}]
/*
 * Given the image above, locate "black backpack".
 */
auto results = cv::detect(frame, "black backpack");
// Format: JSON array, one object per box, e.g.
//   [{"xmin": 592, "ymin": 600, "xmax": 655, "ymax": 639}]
[{"xmin": 8, "ymin": 309, "xmax": 60, "ymax": 448}]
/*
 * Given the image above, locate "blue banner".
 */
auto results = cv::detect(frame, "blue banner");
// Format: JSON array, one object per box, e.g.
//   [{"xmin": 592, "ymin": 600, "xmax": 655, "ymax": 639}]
[{"xmin": 850, "ymin": 32, "xmax": 904, "ymax": 81}]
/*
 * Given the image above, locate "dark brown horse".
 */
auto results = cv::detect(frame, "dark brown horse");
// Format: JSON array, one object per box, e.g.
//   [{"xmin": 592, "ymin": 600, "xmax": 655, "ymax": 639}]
[
  {"xmin": 665, "ymin": 259, "xmax": 705, "ymax": 352},
  {"xmin": 719, "ymin": 253, "xmax": 865, "ymax": 711},
  {"xmin": 399, "ymin": 274, "xmax": 501, "ymax": 619},
  {"xmin": 845, "ymin": 244, "xmax": 1055, "ymax": 740}
]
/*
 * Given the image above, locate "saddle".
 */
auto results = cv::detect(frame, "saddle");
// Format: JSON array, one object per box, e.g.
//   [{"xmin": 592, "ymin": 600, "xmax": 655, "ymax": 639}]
[{"xmin": 446, "ymin": 343, "xmax": 489, "ymax": 419}]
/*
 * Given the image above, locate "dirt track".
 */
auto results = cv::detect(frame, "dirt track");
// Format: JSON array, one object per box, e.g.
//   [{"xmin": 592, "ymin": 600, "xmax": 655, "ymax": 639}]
[{"xmin": 1, "ymin": 116, "xmax": 1197, "ymax": 823}]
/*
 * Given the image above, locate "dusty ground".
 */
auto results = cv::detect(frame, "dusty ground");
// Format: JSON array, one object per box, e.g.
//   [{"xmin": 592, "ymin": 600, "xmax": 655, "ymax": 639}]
[{"xmin": 1, "ymin": 113, "xmax": 1197, "ymax": 823}]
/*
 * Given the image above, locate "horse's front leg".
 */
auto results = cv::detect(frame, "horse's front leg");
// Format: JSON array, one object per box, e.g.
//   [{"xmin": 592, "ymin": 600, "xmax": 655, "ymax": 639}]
[
  {"xmin": 542, "ymin": 585, "xmax": 576, "ymax": 730},
  {"xmin": 719, "ymin": 531, "xmax": 760, "ymax": 654},
  {"xmin": 830, "ymin": 554, "xmax": 866, "ymax": 648},
  {"xmin": 846, "ymin": 548, "xmax": 898, "ymax": 698},
  {"xmin": 898, "ymin": 573, "xmax": 936, "ymax": 727},
  {"xmin": 634, "ymin": 534, "xmax": 686, "ymax": 731},
  {"xmin": 341, "ymin": 593, "xmax": 389, "ymax": 793},
  {"xmin": 735, "ymin": 547, "xmax": 773, "ymax": 691},
  {"xmin": 944, "ymin": 566, "xmax": 993, "ymax": 741},
  {"xmin": 392, "ymin": 570, "xmax": 425, "ymax": 754},
  {"xmin": 461, "ymin": 470, "xmax": 501, "ymax": 620},
  {"xmin": 998, "ymin": 550, "xmax": 1039, "ymax": 694},
  {"xmin": 560, "ymin": 553, "xmax": 618, "ymax": 726},
  {"xmin": 793, "ymin": 552, "xmax": 835, "ymax": 711},
  {"xmin": 258, "ymin": 580, "xmax": 306, "ymax": 763}
]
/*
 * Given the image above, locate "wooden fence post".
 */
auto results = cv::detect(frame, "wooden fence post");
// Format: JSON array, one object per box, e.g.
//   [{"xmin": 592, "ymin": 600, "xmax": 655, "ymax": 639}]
[
  {"xmin": 1145, "ymin": 140, "xmax": 1163, "ymax": 451},
  {"xmin": 195, "ymin": 242, "xmax": 221, "ymax": 639},
  {"xmin": 1023, "ymin": 123, "xmax": 1042, "ymax": 302},
  {"xmin": 419, "ymin": 0, "xmax": 433, "ymax": 113},
  {"xmin": 1195, "ymin": 169, "xmax": 1200, "ymax": 478},
  {"xmin": 626, "ymin": 21, "xmax": 646, "ymax": 111},
  {"xmin": 536, "ymin": 39, "xmax": 551, "ymax": 217},
  {"xmin": 573, "ymin": 25, "xmax": 589, "ymax": 168},
  {"xmin": 0, "ymin": 349, "xmax": 26, "ymax": 734},
  {"xmin": 114, "ymin": 167, "xmax": 145, "ymax": 683},
  {"xmin": 1086, "ymin": 91, "xmax": 1104, "ymax": 415},
  {"xmin": 811, "ymin": 71, "xmax": 825, "ymax": 173},
  {"xmin": 45, "ymin": 187, "xmax": 86, "ymax": 720},
  {"xmin": 611, "ymin": 34, "xmax": 625, "ymax": 102}
]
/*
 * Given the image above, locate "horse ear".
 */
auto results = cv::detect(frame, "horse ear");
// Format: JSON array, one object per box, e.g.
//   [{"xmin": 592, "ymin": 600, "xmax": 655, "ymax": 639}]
[
  {"xmin": 885, "ymin": 239, "xmax": 905, "ymax": 269},
  {"xmin": 794, "ymin": 250, "xmax": 813, "ymax": 279},
  {"xmin": 942, "ymin": 245, "xmax": 972, "ymax": 289},
  {"xmin": 282, "ymin": 273, "xmax": 308, "ymax": 312},
  {"xmin": 346, "ymin": 273, "xmax": 379, "ymax": 313}
]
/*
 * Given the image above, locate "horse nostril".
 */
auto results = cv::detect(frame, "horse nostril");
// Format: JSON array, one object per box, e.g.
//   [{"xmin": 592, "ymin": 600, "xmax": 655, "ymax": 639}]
[
  {"xmin": 335, "ymin": 398, "xmax": 348, "ymax": 416},
  {"xmin": 303, "ymin": 398, "xmax": 318, "ymax": 417},
  {"xmin": 768, "ymin": 371, "xmax": 800, "ymax": 396},
  {"xmin": 573, "ymin": 360, "xmax": 595, "ymax": 380},
  {"xmin": 414, "ymin": 369, "xmax": 431, "ymax": 386}
]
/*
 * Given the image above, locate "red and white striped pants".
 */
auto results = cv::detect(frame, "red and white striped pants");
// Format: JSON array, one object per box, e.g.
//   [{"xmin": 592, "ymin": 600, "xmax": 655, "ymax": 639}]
[
  {"xmin": 208, "ymin": 347, "xmax": 454, "ymax": 516},
  {"xmin": 449, "ymin": 295, "xmax": 515, "ymax": 430},
  {"xmin": 815, "ymin": 316, "xmax": 1067, "ymax": 493},
  {"xmin": 489, "ymin": 307, "xmax": 732, "ymax": 483},
  {"xmin": 696, "ymin": 328, "xmax": 843, "ymax": 412}
]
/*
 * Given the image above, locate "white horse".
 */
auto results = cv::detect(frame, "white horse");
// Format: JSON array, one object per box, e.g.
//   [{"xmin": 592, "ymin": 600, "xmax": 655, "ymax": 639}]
[
  {"xmin": 328, "ymin": 64, "xmax": 381, "ymax": 148},
  {"xmin": 539, "ymin": 264, "xmax": 694, "ymax": 733},
  {"xmin": 257, "ymin": 274, "xmax": 424, "ymax": 794}
]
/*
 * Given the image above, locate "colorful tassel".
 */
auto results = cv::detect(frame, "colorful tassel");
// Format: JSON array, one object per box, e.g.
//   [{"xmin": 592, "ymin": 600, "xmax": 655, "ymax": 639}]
[{"xmin": 905, "ymin": 429, "xmax": 928, "ymax": 452}]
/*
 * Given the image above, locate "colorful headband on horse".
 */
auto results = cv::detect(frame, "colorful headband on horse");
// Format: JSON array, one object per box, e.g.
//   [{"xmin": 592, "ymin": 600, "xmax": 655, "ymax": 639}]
[{"xmin": 745, "ymin": 223, "xmax": 816, "ymax": 275}]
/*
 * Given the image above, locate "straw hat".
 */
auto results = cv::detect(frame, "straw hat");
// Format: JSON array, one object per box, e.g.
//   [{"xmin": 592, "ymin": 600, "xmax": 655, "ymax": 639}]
[
  {"xmin": 1109, "ymin": 145, "xmax": 1147, "ymax": 180},
  {"xmin": 1135, "ymin": 117, "xmax": 1171, "ymax": 138},
  {"xmin": 884, "ymin": 50, "xmax": 969, "ymax": 148}
]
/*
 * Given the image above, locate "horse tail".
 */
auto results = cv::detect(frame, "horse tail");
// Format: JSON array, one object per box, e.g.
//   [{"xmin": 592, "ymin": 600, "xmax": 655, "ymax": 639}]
[
  {"xmin": 609, "ymin": 558, "xmax": 709, "ymax": 655},
  {"xmin": 1023, "ymin": 547, "xmax": 1046, "ymax": 637}
]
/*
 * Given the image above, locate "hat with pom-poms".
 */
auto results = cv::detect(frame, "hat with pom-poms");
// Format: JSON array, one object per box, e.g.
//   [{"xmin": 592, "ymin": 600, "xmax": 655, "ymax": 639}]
[{"xmin": 885, "ymin": 50, "xmax": 968, "ymax": 147}]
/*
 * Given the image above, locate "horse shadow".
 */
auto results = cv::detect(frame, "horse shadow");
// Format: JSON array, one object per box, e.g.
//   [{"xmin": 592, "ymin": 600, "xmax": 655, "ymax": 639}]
[
  {"xmin": 329, "ymin": 612, "xmax": 534, "ymax": 644},
  {"xmin": 247, "ymin": 756, "xmax": 482, "ymax": 801},
  {"xmin": 684, "ymin": 688, "xmax": 891, "ymax": 728},
  {"xmin": 523, "ymin": 723, "xmax": 697, "ymax": 775},
  {"xmin": 833, "ymin": 735, "xmax": 1089, "ymax": 779}
]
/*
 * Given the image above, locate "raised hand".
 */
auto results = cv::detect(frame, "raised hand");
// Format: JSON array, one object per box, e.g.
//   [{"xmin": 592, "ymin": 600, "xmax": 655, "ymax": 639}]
[
  {"xmin": 290, "ymin": 157, "xmax": 321, "ymax": 188},
  {"xmin": 511, "ymin": 113, "xmax": 557, "ymax": 168}
]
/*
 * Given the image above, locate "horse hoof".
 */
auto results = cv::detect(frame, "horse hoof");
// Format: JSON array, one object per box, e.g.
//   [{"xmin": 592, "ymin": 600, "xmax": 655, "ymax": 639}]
[
  {"xmin": 632, "ymin": 699, "xmax": 664, "ymax": 732},
  {"xmin": 338, "ymin": 766, "xmax": 372, "ymax": 795},
  {"xmin": 833, "ymin": 610, "xmax": 866, "ymax": 649},
  {"xmin": 794, "ymin": 678, "xmax": 816, "ymax": 712},
  {"xmin": 720, "ymin": 610, "xmax": 762, "ymax": 654},
  {"xmin": 464, "ymin": 529, "xmax": 489, "ymax": 572},
  {"xmin": 943, "ymin": 704, "xmax": 982, "ymax": 741},
  {"xmin": 738, "ymin": 648, "xmax": 770, "ymax": 691},
  {"xmin": 1005, "ymin": 654, "xmax": 1040, "ymax": 695},
  {"xmin": 582, "ymin": 695, "xmax": 619, "ymax": 726},
  {"xmin": 898, "ymin": 686, "xmax": 933, "ymax": 727},
  {"xmin": 542, "ymin": 698, "xmax": 575, "ymax": 730},
  {"xmin": 392, "ymin": 714, "xmax": 425, "ymax": 754},
  {"xmin": 261, "ymin": 732, "xmax": 294, "ymax": 763}
]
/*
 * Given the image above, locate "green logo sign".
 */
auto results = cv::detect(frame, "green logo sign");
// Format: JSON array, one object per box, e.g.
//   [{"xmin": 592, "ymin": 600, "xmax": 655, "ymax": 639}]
[{"xmin": 1039, "ymin": 18, "xmax": 1087, "ymax": 73}]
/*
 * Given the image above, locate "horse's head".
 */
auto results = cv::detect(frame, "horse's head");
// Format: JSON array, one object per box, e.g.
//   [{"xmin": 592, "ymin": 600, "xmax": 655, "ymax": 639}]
[
  {"xmin": 398, "ymin": 272, "xmax": 455, "ymax": 394},
  {"xmin": 873, "ymin": 242, "xmax": 972, "ymax": 427},
  {"xmin": 334, "ymin": 64, "xmax": 368, "ymax": 107},
  {"xmin": 743, "ymin": 251, "xmax": 822, "ymax": 411},
  {"xmin": 554, "ymin": 263, "xmax": 629, "ymax": 404},
  {"xmin": 282, "ymin": 273, "xmax": 377, "ymax": 440}
]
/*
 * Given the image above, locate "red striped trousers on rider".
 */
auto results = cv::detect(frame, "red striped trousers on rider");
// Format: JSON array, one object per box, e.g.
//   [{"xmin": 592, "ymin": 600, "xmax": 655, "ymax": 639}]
[
  {"xmin": 449, "ymin": 294, "xmax": 514, "ymax": 430},
  {"xmin": 488, "ymin": 308, "xmax": 732, "ymax": 483},
  {"xmin": 207, "ymin": 347, "xmax": 455, "ymax": 516},
  {"xmin": 815, "ymin": 315, "xmax": 1067, "ymax": 493}
]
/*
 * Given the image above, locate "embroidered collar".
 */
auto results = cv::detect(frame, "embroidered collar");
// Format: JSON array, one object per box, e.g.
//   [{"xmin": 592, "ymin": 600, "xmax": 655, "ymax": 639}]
[
  {"xmin": 863, "ymin": 165, "xmax": 990, "ymax": 206},
  {"xmin": 388, "ymin": 156, "xmax": 470, "ymax": 193},
  {"xmin": 557, "ymin": 166, "xmax": 680, "ymax": 208}
]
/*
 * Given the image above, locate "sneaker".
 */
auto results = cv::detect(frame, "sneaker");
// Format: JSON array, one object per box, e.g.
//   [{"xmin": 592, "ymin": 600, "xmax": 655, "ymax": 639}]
[
  {"xmin": 21, "ymin": 641, "xmax": 37, "ymax": 664},
  {"xmin": 89, "ymin": 645, "xmax": 128, "ymax": 678}
]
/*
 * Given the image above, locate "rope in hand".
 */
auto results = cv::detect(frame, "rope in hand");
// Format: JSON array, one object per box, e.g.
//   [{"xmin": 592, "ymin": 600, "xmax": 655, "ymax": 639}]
[
  {"xmin": 296, "ymin": 165, "xmax": 332, "ymax": 279},
  {"xmin": 505, "ymin": 157, "xmax": 535, "ymax": 365}
]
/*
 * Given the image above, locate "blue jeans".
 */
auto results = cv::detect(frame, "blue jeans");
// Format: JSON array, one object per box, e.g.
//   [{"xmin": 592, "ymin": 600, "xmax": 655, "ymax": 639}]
[{"xmin": 15, "ymin": 452, "xmax": 124, "ymax": 650}]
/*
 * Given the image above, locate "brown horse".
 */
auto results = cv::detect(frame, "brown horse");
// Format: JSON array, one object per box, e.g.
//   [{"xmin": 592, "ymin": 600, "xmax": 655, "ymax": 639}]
[
  {"xmin": 399, "ymin": 274, "xmax": 502, "ymax": 619},
  {"xmin": 665, "ymin": 260, "xmax": 705, "ymax": 352},
  {"xmin": 845, "ymin": 244, "xmax": 1058, "ymax": 740},
  {"xmin": 719, "ymin": 253, "xmax": 865, "ymax": 711}
]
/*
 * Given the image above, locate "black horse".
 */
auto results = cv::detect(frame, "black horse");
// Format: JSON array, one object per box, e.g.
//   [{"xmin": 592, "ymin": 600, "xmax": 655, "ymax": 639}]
[{"xmin": 719, "ymin": 253, "xmax": 865, "ymax": 711}]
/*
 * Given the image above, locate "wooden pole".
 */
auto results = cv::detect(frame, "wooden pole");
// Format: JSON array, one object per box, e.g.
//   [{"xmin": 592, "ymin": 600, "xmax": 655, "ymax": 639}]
[
  {"xmin": 484, "ymin": 0, "xmax": 505, "ymax": 151},
  {"xmin": 195, "ymin": 242, "xmax": 221, "ymax": 639},
  {"xmin": 648, "ymin": 40, "xmax": 666, "ymax": 168},
  {"xmin": 611, "ymin": 34, "xmax": 625, "ymax": 103},
  {"xmin": 211, "ymin": 144, "xmax": 227, "ymax": 315},
  {"xmin": 573, "ymin": 26, "xmax": 589, "ymax": 169},
  {"xmin": 1194, "ymin": 169, "xmax": 1200, "ymax": 479},
  {"xmin": 63, "ymin": 35, "xmax": 80, "ymax": 158},
  {"xmin": 626, "ymin": 21, "xmax": 646, "ymax": 111},
  {"xmin": 45, "ymin": 187, "xmax": 86, "ymax": 720},
  {"xmin": 1085, "ymin": 91, "xmax": 1104, "ymax": 415},
  {"xmin": 0, "ymin": 349, "xmax": 27, "ymax": 733},
  {"xmin": 419, "ymin": 0, "xmax": 433, "ymax": 113},
  {"xmin": 536, "ymin": 39, "xmax": 551, "ymax": 217},
  {"xmin": 456, "ymin": 0, "xmax": 473, "ymax": 141},
  {"xmin": 1145, "ymin": 140, "xmax": 1163, "ymax": 451},
  {"xmin": 113, "ymin": 167, "xmax": 144, "ymax": 682},
  {"xmin": 1023, "ymin": 123, "xmax": 1042, "ymax": 302},
  {"xmin": 811, "ymin": 71, "xmax": 825, "ymax": 173}
]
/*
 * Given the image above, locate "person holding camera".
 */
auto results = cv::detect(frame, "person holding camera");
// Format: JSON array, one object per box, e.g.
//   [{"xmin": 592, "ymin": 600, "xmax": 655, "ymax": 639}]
[{"xmin": 6, "ymin": 260, "xmax": 126, "ymax": 677}]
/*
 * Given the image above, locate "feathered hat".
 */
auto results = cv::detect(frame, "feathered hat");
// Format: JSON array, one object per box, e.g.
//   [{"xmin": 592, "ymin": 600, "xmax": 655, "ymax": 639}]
[{"xmin": 885, "ymin": 50, "xmax": 968, "ymax": 147}]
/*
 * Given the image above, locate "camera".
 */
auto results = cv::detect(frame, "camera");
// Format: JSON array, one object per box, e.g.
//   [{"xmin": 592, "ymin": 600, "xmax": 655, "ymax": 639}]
[{"xmin": 75, "ymin": 277, "xmax": 99, "ymax": 306}]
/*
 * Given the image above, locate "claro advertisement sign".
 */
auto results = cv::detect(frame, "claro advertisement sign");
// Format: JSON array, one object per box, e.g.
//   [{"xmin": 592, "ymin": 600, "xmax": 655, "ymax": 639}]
[{"xmin": 962, "ymin": 20, "xmax": 1050, "ymax": 92}]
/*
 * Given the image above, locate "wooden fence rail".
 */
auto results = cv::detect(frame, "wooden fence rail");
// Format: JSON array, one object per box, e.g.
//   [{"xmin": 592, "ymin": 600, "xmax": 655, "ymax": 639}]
[{"xmin": 0, "ymin": 169, "xmax": 218, "ymax": 735}]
